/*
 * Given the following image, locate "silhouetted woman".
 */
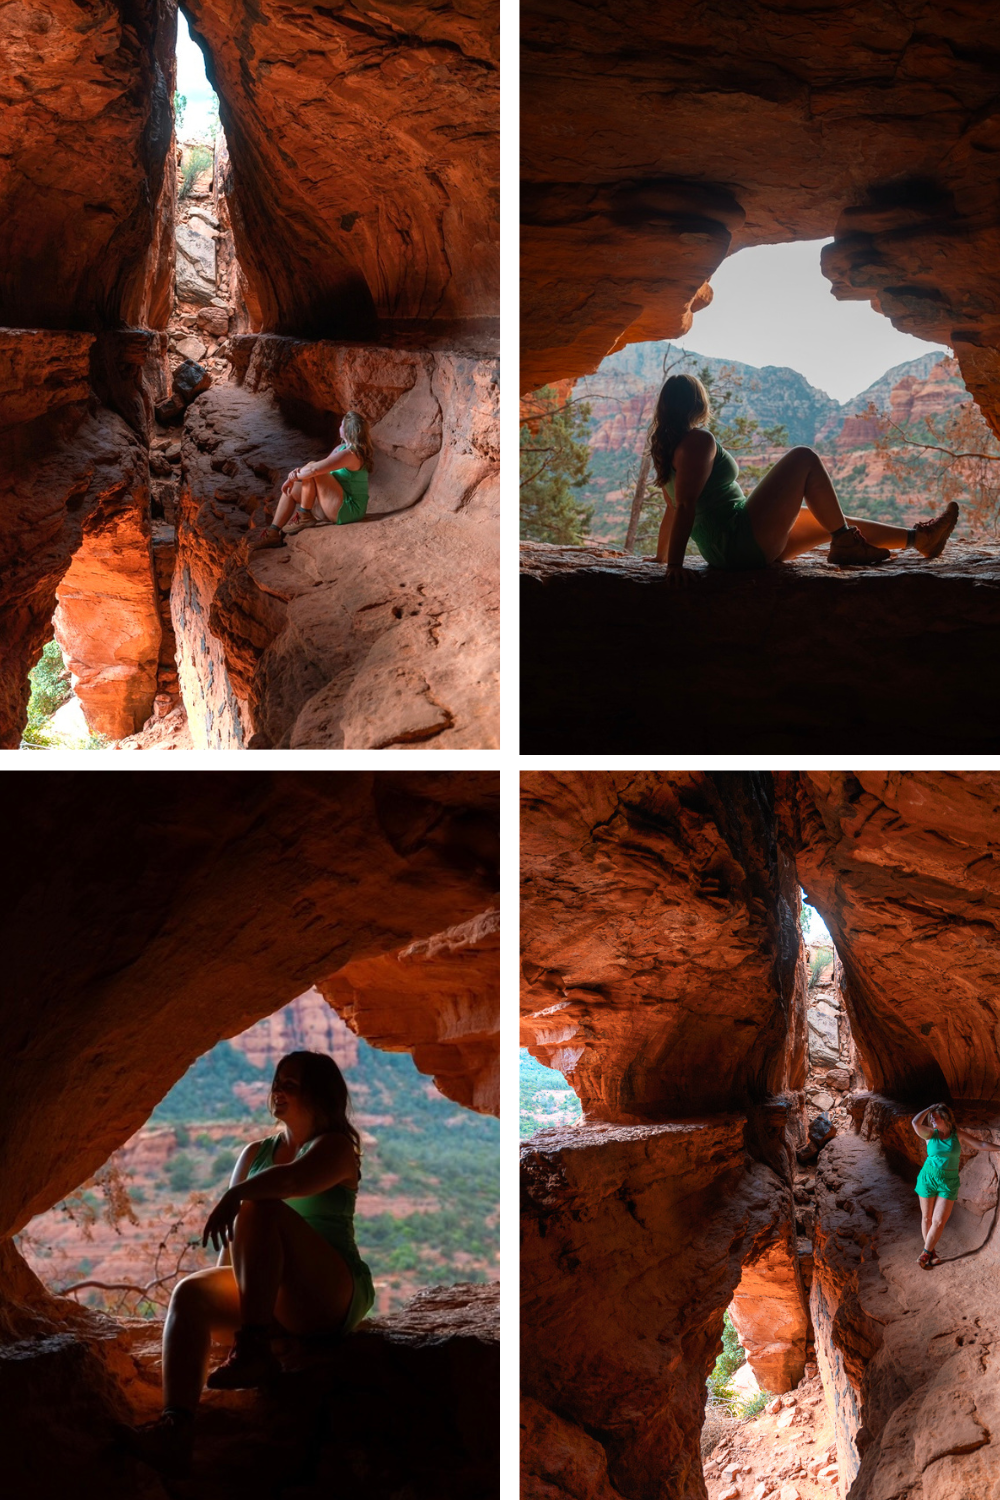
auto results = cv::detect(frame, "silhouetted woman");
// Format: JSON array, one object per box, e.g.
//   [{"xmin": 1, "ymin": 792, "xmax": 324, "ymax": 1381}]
[
  {"xmin": 648, "ymin": 374, "xmax": 959, "ymax": 586},
  {"xmin": 127, "ymin": 1050, "xmax": 374, "ymax": 1476},
  {"xmin": 911, "ymin": 1102, "xmax": 1000, "ymax": 1268},
  {"xmin": 250, "ymin": 410, "xmax": 374, "ymax": 550}
]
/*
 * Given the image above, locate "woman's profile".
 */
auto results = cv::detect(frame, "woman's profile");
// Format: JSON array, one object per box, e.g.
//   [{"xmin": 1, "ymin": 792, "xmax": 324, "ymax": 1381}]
[
  {"xmin": 250, "ymin": 409, "xmax": 374, "ymax": 550},
  {"xmin": 911, "ymin": 1102, "xmax": 1000, "ymax": 1268},
  {"xmin": 647, "ymin": 374, "xmax": 959, "ymax": 584},
  {"xmin": 125, "ymin": 1050, "xmax": 374, "ymax": 1476}
]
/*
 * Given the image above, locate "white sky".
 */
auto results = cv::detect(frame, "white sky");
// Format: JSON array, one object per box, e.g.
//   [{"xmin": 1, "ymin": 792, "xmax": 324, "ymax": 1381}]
[
  {"xmin": 175, "ymin": 11, "xmax": 218, "ymax": 138},
  {"xmin": 674, "ymin": 240, "xmax": 948, "ymax": 404},
  {"xmin": 802, "ymin": 898, "xmax": 832, "ymax": 944}
]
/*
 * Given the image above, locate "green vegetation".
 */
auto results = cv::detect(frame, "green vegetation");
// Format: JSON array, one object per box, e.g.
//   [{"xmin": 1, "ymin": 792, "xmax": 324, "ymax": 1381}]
[
  {"xmin": 174, "ymin": 92, "xmax": 187, "ymax": 132},
  {"xmin": 520, "ymin": 1049, "xmax": 582, "ymax": 1140},
  {"xmin": 151, "ymin": 1041, "xmax": 265, "ymax": 1122},
  {"xmin": 520, "ymin": 388, "xmax": 595, "ymax": 544},
  {"xmin": 707, "ymin": 1310, "xmax": 774, "ymax": 1419},
  {"xmin": 21, "ymin": 641, "xmax": 108, "ymax": 750},
  {"xmin": 809, "ymin": 946, "xmax": 834, "ymax": 986},
  {"xmin": 180, "ymin": 144, "xmax": 214, "ymax": 199}
]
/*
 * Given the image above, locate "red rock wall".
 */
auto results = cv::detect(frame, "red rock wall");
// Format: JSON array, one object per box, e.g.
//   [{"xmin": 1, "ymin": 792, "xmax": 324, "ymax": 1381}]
[
  {"xmin": 0, "ymin": 771, "xmax": 498, "ymax": 1240},
  {"xmin": 778, "ymin": 772, "xmax": 1000, "ymax": 1104},
  {"xmin": 520, "ymin": 771, "xmax": 807, "ymax": 1120},
  {"xmin": 522, "ymin": 1120, "xmax": 802, "ymax": 1500},
  {"xmin": 521, "ymin": 0, "xmax": 1000, "ymax": 431},
  {"xmin": 171, "ymin": 336, "xmax": 499, "ymax": 749},
  {"xmin": 184, "ymin": 0, "xmax": 499, "ymax": 337}
]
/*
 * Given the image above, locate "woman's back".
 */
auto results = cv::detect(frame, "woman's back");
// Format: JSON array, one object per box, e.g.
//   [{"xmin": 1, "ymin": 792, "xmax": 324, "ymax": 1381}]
[{"xmin": 665, "ymin": 440, "xmax": 743, "ymax": 511}]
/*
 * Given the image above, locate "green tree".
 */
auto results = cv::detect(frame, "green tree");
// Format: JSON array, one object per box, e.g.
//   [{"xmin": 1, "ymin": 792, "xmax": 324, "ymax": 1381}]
[
  {"xmin": 174, "ymin": 93, "xmax": 187, "ymax": 132},
  {"xmin": 520, "ymin": 388, "xmax": 594, "ymax": 544}
]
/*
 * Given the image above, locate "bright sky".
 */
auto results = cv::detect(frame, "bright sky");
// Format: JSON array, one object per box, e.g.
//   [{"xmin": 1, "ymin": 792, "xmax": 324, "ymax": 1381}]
[
  {"xmin": 175, "ymin": 11, "xmax": 218, "ymax": 138},
  {"xmin": 802, "ymin": 898, "xmax": 832, "ymax": 944},
  {"xmin": 674, "ymin": 240, "xmax": 948, "ymax": 404}
]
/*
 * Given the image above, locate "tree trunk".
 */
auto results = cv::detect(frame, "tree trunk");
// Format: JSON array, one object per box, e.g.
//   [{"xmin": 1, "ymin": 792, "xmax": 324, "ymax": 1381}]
[{"xmin": 624, "ymin": 452, "xmax": 651, "ymax": 554}]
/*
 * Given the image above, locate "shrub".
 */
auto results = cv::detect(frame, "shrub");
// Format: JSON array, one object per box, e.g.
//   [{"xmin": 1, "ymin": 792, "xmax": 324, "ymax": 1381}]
[
  {"xmin": 180, "ymin": 144, "xmax": 214, "ymax": 199},
  {"xmin": 28, "ymin": 641, "xmax": 72, "ymax": 717}
]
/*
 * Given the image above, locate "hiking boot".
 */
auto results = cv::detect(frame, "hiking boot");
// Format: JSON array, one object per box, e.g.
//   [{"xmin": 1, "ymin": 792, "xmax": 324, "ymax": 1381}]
[
  {"xmin": 827, "ymin": 525, "xmax": 891, "ymax": 567},
  {"xmin": 120, "ymin": 1410, "xmax": 194, "ymax": 1480},
  {"xmin": 913, "ymin": 501, "xmax": 959, "ymax": 559},
  {"xmin": 247, "ymin": 525, "xmax": 285, "ymax": 551},
  {"xmin": 283, "ymin": 507, "xmax": 319, "ymax": 535},
  {"xmin": 205, "ymin": 1326, "xmax": 280, "ymax": 1390}
]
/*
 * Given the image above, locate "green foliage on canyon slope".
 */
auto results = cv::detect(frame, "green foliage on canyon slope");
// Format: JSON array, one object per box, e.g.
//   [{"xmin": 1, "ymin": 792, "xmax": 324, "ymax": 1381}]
[{"xmin": 520, "ymin": 388, "xmax": 595, "ymax": 544}]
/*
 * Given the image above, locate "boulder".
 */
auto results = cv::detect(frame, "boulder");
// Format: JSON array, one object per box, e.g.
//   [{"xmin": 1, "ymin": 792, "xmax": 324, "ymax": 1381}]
[
  {"xmin": 175, "ymin": 220, "xmax": 217, "ymax": 305},
  {"xmin": 172, "ymin": 360, "xmax": 212, "ymax": 403},
  {"xmin": 197, "ymin": 306, "xmax": 230, "ymax": 337}
]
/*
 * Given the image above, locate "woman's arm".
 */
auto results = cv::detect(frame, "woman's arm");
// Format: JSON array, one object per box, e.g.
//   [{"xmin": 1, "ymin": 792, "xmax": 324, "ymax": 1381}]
[
  {"xmin": 297, "ymin": 445, "xmax": 361, "ymax": 480},
  {"xmin": 216, "ymin": 1139, "xmax": 265, "ymax": 1266},
  {"xmin": 957, "ymin": 1128, "xmax": 1000, "ymax": 1153},
  {"xmin": 203, "ymin": 1133, "xmax": 357, "ymax": 1252},
  {"xmin": 911, "ymin": 1105, "xmax": 937, "ymax": 1139},
  {"xmin": 659, "ymin": 429, "xmax": 715, "ymax": 575}
]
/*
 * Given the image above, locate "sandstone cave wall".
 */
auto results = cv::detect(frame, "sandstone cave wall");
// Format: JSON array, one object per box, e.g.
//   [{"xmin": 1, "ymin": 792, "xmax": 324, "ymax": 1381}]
[
  {"xmin": 520, "ymin": 771, "xmax": 807, "ymax": 1120},
  {"xmin": 0, "ymin": 771, "xmax": 499, "ymax": 1244},
  {"xmin": 778, "ymin": 772, "xmax": 1000, "ymax": 1105},
  {"xmin": 521, "ymin": 0, "xmax": 1000, "ymax": 435}
]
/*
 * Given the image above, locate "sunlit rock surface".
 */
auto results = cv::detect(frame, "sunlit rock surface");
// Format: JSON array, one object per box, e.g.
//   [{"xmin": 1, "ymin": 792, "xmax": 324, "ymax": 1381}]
[
  {"xmin": 174, "ymin": 336, "xmax": 498, "ymax": 748},
  {"xmin": 520, "ymin": 542, "xmax": 1000, "ymax": 754}
]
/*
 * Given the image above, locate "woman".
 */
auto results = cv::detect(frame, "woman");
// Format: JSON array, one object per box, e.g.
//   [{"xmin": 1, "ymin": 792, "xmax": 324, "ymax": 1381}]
[
  {"xmin": 250, "ymin": 410, "xmax": 374, "ymax": 551},
  {"xmin": 647, "ymin": 374, "xmax": 959, "ymax": 585},
  {"xmin": 127, "ymin": 1050, "xmax": 374, "ymax": 1476},
  {"xmin": 911, "ymin": 1102, "xmax": 1000, "ymax": 1268}
]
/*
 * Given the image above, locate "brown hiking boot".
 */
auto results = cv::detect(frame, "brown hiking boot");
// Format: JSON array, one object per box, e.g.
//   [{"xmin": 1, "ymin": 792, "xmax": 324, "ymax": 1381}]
[
  {"xmin": 283, "ymin": 506, "xmax": 319, "ymax": 535},
  {"xmin": 205, "ymin": 1326, "xmax": 280, "ymax": 1390},
  {"xmin": 119, "ymin": 1410, "xmax": 194, "ymax": 1480},
  {"xmin": 913, "ymin": 501, "xmax": 959, "ymax": 559},
  {"xmin": 827, "ymin": 525, "xmax": 891, "ymax": 567},
  {"xmin": 248, "ymin": 525, "xmax": 285, "ymax": 551}
]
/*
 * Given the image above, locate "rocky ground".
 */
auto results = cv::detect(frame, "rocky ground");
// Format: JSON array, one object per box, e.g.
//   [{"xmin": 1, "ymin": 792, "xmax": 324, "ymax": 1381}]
[{"xmin": 704, "ymin": 1378, "xmax": 839, "ymax": 1500}]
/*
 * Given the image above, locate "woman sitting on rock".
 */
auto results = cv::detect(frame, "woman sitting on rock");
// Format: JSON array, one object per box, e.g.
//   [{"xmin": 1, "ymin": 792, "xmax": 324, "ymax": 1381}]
[
  {"xmin": 647, "ymin": 374, "xmax": 959, "ymax": 585},
  {"xmin": 911, "ymin": 1102, "xmax": 1000, "ymax": 1268},
  {"xmin": 126, "ymin": 1050, "xmax": 375, "ymax": 1477},
  {"xmin": 249, "ymin": 410, "xmax": 374, "ymax": 550}
]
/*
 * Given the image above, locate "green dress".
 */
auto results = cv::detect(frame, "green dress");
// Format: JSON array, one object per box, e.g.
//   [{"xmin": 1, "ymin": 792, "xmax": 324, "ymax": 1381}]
[
  {"xmin": 329, "ymin": 461, "xmax": 369, "ymax": 524},
  {"xmin": 914, "ymin": 1128, "xmax": 961, "ymax": 1201},
  {"xmin": 247, "ymin": 1136, "xmax": 375, "ymax": 1333},
  {"xmin": 665, "ymin": 443, "xmax": 767, "ymax": 570}
]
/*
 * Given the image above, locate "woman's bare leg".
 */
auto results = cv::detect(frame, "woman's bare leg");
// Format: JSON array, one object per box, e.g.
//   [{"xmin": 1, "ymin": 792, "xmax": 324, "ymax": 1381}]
[
  {"xmin": 918, "ymin": 1195, "xmax": 934, "ymax": 1248},
  {"xmin": 925, "ymin": 1197, "xmax": 955, "ymax": 1253},
  {"xmin": 230, "ymin": 1199, "xmax": 354, "ymax": 1333},
  {"xmin": 272, "ymin": 479, "xmax": 304, "ymax": 529},
  {"xmin": 162, "ymin": 1267, "xmax": 242, "ymax": 1411},
  {"xmin": 312, "ymin": 471, "xmax": 344, "ymax": 523},
  {"xmin": 779, "ymin": 508, "xmax": 913, "ymax": 561}
]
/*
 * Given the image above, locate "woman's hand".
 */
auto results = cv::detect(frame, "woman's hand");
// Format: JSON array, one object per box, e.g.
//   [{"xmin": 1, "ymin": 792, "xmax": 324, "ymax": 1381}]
[
  {"xmin": 202, "ymin": 1186, "xmax": 244, "ymax": 1252},
  {"xmin": 664, "ymin": 565, "xmax": 693, "ymax": 588}
]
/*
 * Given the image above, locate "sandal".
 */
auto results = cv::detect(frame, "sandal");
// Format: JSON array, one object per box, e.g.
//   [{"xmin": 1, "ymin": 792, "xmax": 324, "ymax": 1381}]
[{"xmin": 918, "ymin": 1249, "xmax": 940, "ymax": 1269}]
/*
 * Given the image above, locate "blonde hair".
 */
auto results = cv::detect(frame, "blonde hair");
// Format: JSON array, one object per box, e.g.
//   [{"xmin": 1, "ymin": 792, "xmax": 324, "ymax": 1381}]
[
  {"xmin": 342, "ymin": 410, "xmax": 374, "ymax": 472},
  {"xmin": 648, "ymin": 374, "xmax": 712, "ymax": 486}
]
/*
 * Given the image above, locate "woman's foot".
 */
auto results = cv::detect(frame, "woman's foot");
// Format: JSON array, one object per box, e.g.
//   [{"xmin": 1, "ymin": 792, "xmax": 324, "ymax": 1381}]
[
  {"xmin": 120, "ymin": 1408, "xmax": 194, "ymax": 1479},
  {"xmin": 205, "ymin": 1326, "xmax": 281, "ymax": 1390},
  {"xmin": 828, "ymin": 525, "xmax": 891, "ymax": 567},
  {"xmin": 918, "ymin": 1248, "xmax": 941, "ymax": 1269},
  {"xmin": 283, "ymin": 506, "xmax": 319, "ymax": 535},
  {"xmin": 248, "ymin": 524, "xmax": 286, "ymax": 551},
  {"xmin": 913, "ymin": 501, "xmax": 959, "ymax": 559}
]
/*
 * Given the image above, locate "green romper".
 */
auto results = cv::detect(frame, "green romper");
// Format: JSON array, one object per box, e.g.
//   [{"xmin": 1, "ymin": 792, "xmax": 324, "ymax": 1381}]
[
  {"xmin": 666, "ymin": 443, "xmax": 768, "ymax": 570},
  {"xmin": 330, "ymin": 460, "xmax": 369, "ymax": 525},
  {"xmin": 915, "ymin": 1128, "xmax": 961, "ymax": 1201},
  {"xmin": 247, "ymin": 1136, "xmax": 376, "ymax": 1334}
]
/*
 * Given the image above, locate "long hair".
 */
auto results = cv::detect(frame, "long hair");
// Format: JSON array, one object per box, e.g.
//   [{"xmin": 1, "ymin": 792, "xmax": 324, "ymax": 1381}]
[
  {"xmin": 342, "ymin": 410, "xmax": 375, "ymax": 473},
  {"xmin": 931, "ymin": 1103, "xmax": 957, "ymax": 1138},
  {"xmin": 268, "ymin": 1050, "xmax": 362, "ymax": 1163},
  {"xmin": 648, "ymin": 373, "xmax": 711, "ymax": 486}
]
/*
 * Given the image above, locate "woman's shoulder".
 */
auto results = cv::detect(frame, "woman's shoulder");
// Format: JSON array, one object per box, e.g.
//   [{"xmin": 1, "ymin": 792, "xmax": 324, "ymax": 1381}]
[{"xmin": 675, "ymin": 427, "xmax": 717, "ymax": 460}]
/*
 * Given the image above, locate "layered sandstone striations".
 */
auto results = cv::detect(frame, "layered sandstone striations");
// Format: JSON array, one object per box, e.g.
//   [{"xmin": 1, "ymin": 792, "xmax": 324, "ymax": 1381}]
[
  {"xmin": 173, "ymin": 335, "xmax": 499, "ymax": 748},
  {"xmin": 521, "ymin": 0, "xmax": 1000, "ymax": 430},
  {"xmin": 185, "ymin": 0, "xmax": 499, "ymax": 337},
  {"xmin": 520, "ymin": 542, "xmax": 1000, "ymax": 754},
  {"xmin": 520, "ymin": 772, "xmax": 806, "ymax": 1119},
  {"xmin": 779, "ymin": 772, "xmax": 1000, "ymax": 1105},
  {"xmin": 521, "ymin": 1120, "xmax": 806, "ymax": 1500}
]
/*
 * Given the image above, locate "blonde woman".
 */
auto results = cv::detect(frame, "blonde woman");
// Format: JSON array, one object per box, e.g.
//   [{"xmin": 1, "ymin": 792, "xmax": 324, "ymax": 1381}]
[
  {"xmin": 911, "ymin": 1102, "xmax": 1000, "ymax": 1268},
  {"xmin": 250, "ymin": 410, "xmax": 375, "ymax": 550},
  {"xmin": 647, "ymin": 374, "xmax": 959, "ymax": 587}
]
